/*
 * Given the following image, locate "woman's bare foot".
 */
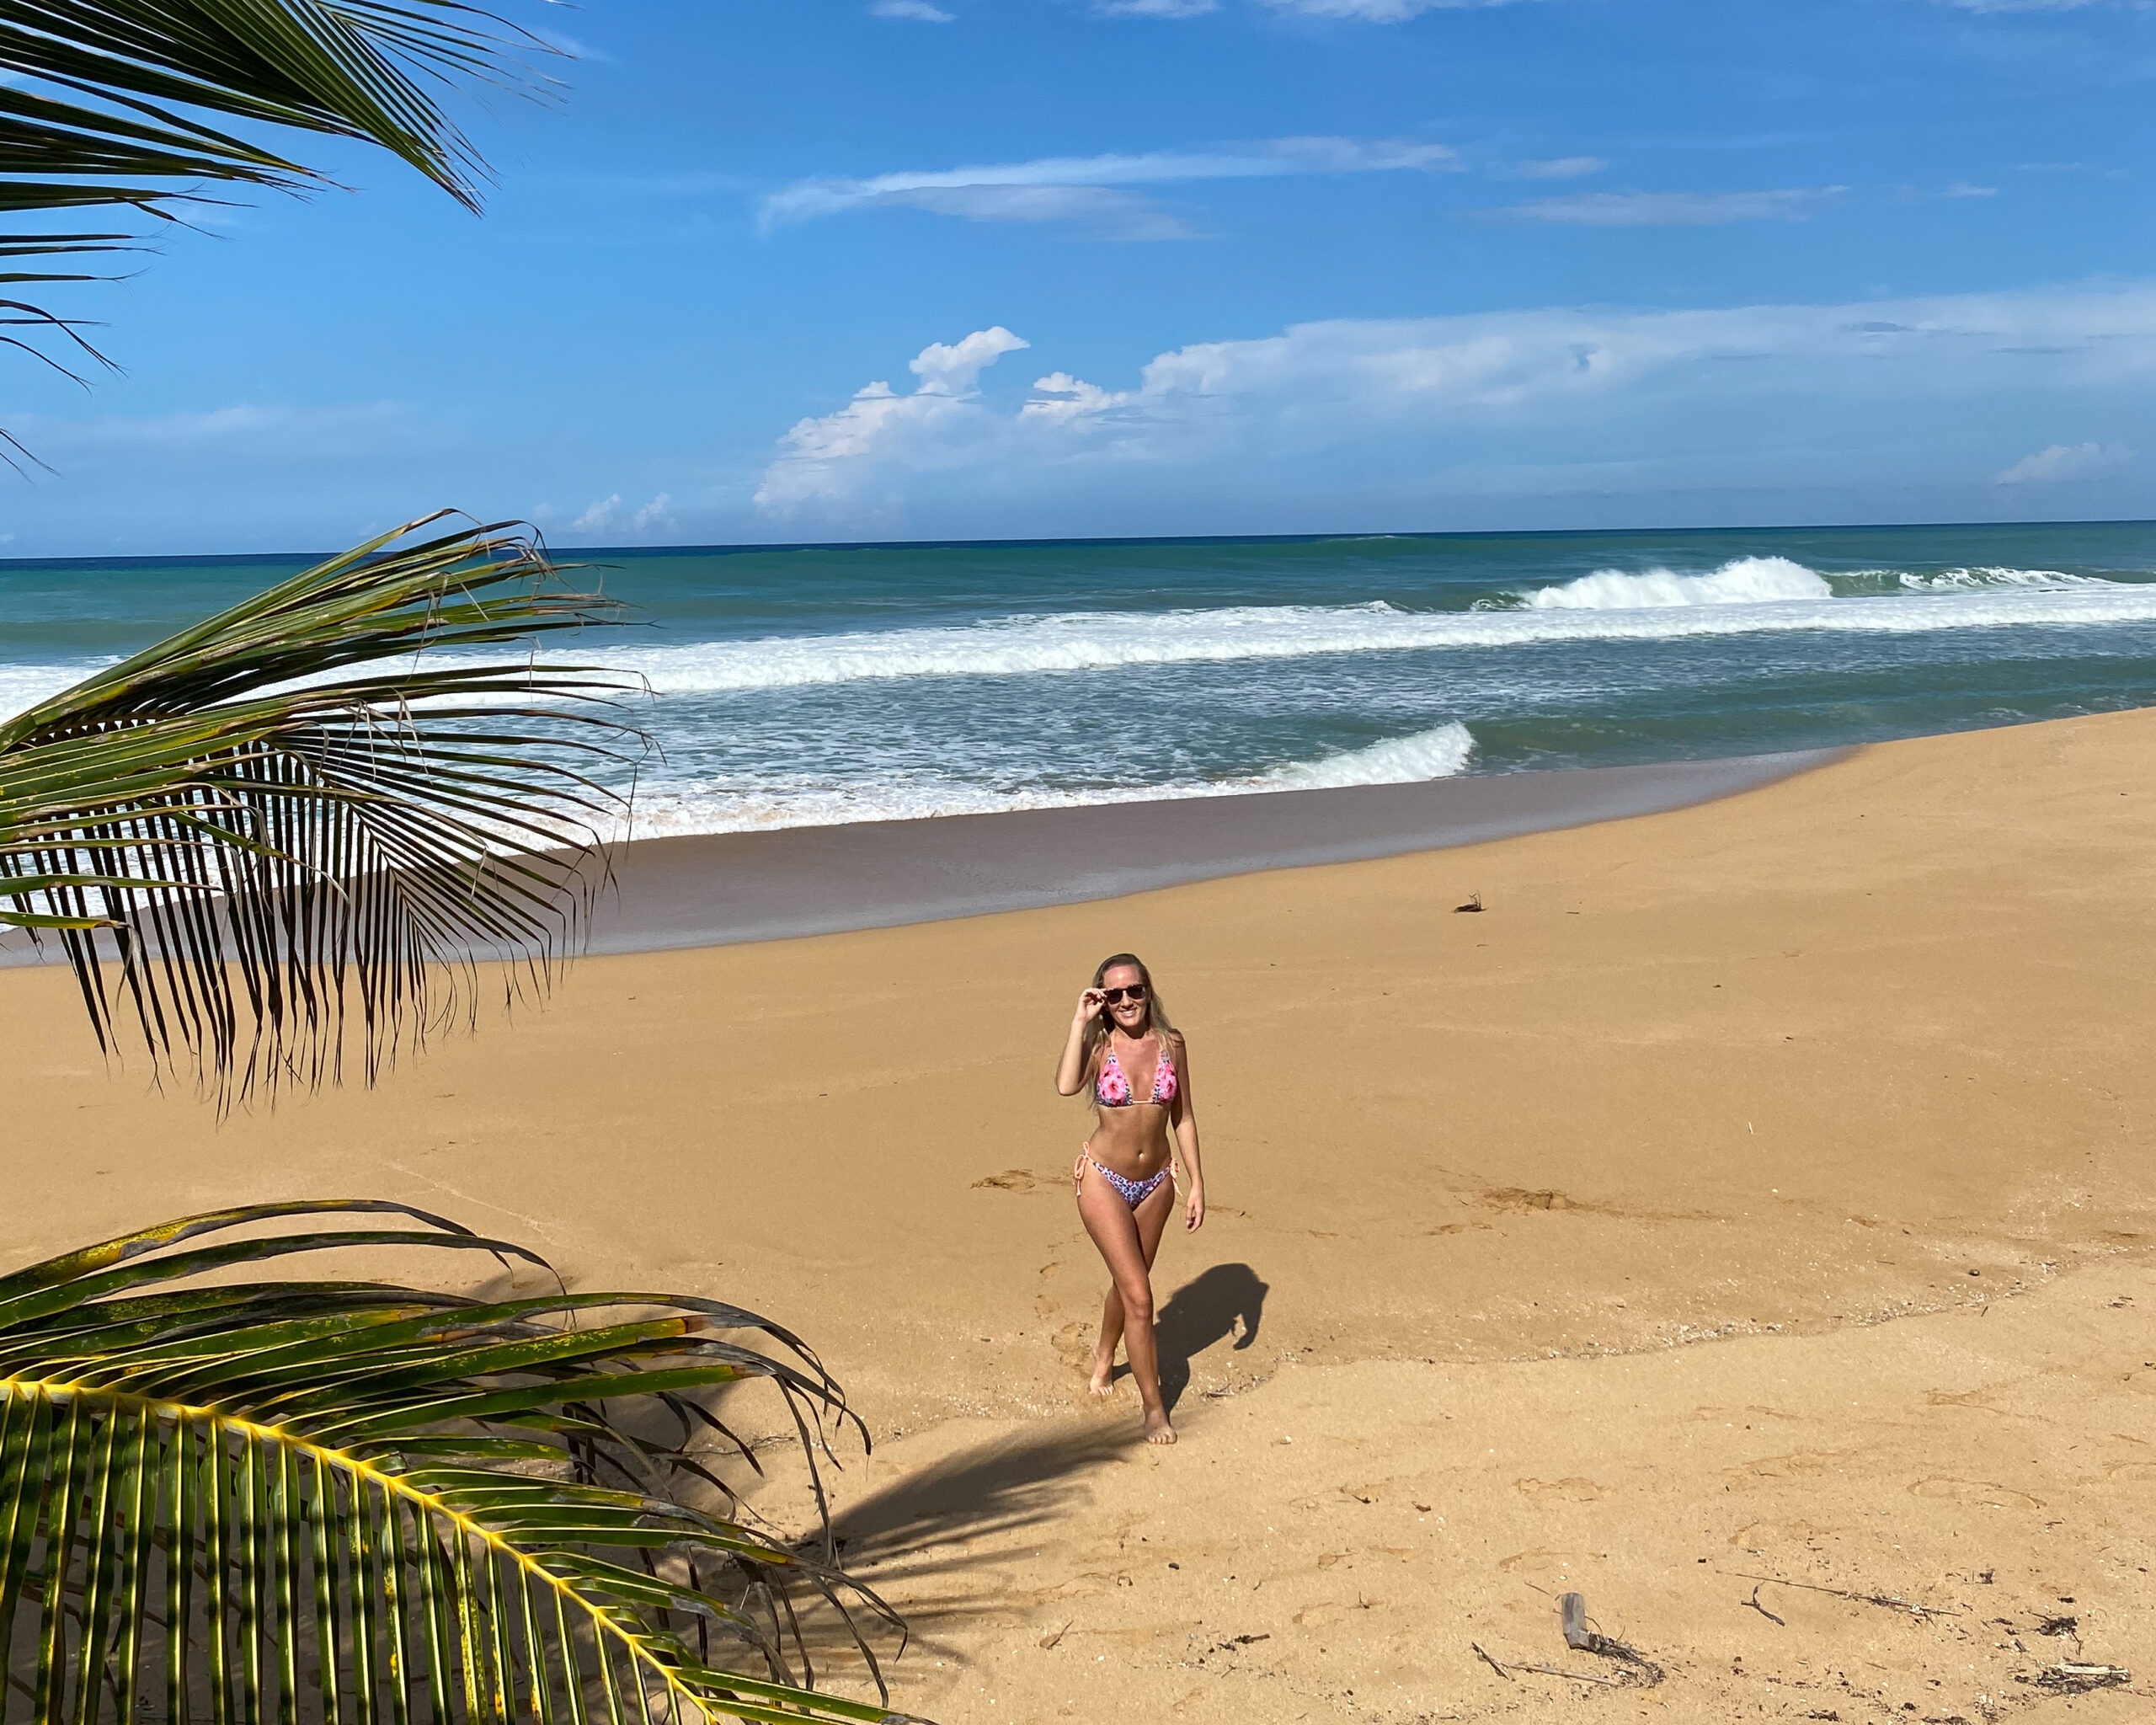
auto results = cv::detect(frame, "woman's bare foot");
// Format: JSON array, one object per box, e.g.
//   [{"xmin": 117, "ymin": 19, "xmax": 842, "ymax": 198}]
[
  {"xmin": 1089, "ymin": 1354, "xmax": 1116, "ymax": 1397},
  {"xmin": 1144, "ymin": 1408, "xmax": 1177, "ymax": 1445}
]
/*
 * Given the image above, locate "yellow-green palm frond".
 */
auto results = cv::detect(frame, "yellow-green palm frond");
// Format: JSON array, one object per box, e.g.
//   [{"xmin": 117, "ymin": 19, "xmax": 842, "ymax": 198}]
[{"xmin": 0, "ymin": 1201, "xmax": 921, "ymax": 1724}]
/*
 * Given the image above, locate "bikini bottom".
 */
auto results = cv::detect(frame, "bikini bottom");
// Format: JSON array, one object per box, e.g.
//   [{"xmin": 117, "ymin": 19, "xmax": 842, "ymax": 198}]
[{"xmin": 1083, "ymin": 1151, "xmax": 1171, "ymax": 1209}]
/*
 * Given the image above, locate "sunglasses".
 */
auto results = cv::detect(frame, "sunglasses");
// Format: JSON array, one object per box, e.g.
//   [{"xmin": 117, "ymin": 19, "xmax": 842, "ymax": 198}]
[{"xmin": 1099, "ymin": 984, "xmax": 1149, "ymax": 1005}]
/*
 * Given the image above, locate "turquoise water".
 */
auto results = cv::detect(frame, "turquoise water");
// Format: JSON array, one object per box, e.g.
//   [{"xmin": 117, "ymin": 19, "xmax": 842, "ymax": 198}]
[{"xmin": 6, "ymin": 521, "xmax": 2156, "ymax": 833}]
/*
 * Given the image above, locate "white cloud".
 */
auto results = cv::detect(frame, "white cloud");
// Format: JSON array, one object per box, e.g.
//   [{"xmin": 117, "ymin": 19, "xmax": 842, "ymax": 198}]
[
  {"xmin": 1945, "ymin": 180, "xmax": 1999, "ymax": 197},
  {"xmin": 1994, "ymin": 441, "xmax": 2133, "ymax": 483},
  {"xmin": 1513, "ymin": 156, "xmax": 1608, "ymax": 179},
  {"xmin": 752, "ymin": 287, "xmax": 2156, "ymax": 521},
  {"xmin": 1097, "ymin": 0, "xmax": 1217, "ymax": 13},
  {"xmin": 910, "ymin": 328, "xmax": 1032, "ymax": 395},
  {"xmin": 759, "ymin": 136, "xmax": 1460, "ymax": 238},
  {"xmin": 564, "ymin": 491, "xmax": 676, "ymax": 536},
  {"xmin": 570, "ymin": 493, "xmax": 622, "ymax": 531},
  {"xmin": 1497, "ymin": 187, "xmax": 1846, "ymax": 226},
  {"xmin": 755, "ymin": 328, "xmax": 1030, "ymax": 511},
  {"xmin": 869, "ymin": 0, "xmax": 954, "ymax": 18}
]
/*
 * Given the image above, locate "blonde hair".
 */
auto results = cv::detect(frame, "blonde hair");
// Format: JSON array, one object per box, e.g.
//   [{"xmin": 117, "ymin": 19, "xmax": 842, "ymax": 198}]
[{"xmin": 1079, "ymin": 952, "xmax": 1180, "ymax": 1100}]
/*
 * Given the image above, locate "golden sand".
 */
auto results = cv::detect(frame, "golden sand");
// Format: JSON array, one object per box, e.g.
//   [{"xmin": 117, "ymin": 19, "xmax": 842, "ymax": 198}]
[{"xmin": 8, "ymin": 708, "xmax": 2156, "ymax": 1721}]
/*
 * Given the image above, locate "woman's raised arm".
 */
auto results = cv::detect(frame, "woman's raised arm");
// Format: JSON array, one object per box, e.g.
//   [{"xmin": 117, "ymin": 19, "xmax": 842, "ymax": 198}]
[{"xmin": 1055, "ymin": 986, "xmax": 1104, "ymax": 1094}]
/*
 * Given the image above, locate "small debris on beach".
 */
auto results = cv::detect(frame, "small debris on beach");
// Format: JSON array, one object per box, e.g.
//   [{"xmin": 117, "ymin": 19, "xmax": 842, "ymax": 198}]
[
  {"xmin": 1557, "ymin": 1590, "xmax": 1667, "ymax": 1686},
  {"xmin": 2028, "ymin": 1662, "xmax": 2129, "ymax": 1695},
  {"xmin": 1470, "ymin": 1641, "xmax": 1511, "ymax": 1680},
  {"xmin": 1730, "ymin": 1571, "xmax": 1960, "ymax": 1620},
  {"xmin": 1454, "ymin": 892, "xmax": 1484, "ymax": 913}
]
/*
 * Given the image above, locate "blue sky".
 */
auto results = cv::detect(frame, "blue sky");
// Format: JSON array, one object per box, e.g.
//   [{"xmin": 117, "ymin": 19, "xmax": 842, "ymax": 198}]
[{"xmin": 5, "ymin": 0, "xmax": 2154, "ymax": 555}]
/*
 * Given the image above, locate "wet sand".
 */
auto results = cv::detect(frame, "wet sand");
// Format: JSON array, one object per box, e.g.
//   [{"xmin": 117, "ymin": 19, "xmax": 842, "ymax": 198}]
[
  {"xmin": 568, "ymin": 749, "xmax": 1837, "ymax": 953},
  {"xmin": 6, "ymin": 709, "xmax": 2156, "ymax": 1721}
]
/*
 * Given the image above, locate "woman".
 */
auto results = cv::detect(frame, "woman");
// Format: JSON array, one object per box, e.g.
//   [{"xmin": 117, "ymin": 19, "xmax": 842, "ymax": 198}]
[{"xmin": 1054, "ymin": 952, "xmax": 1206, "ymax": 1445}]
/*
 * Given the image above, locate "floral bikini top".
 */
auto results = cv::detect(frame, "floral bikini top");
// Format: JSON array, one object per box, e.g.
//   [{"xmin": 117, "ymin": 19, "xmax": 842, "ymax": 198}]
[{"xmin": 1096, "ymin": 1036, "xmax": 1178, "ymax": 1108}]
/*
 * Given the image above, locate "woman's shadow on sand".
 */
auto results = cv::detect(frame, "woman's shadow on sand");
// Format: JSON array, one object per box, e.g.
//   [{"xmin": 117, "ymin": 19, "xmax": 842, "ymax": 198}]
[
  {"xmin": 1145, "ymin": 1262, "xmax": 1267, "ymax": 1413},
  {"xmin": 814, "ymin": 1260, "xmax": 1268, "ymax": 1649}
]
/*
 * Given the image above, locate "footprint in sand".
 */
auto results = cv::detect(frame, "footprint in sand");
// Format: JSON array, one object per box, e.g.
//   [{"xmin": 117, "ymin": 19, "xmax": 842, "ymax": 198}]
[
  {"xmin": 973, "ymin": 1169, "xmax": 1042, "ymax": 1192},
  {"xmin": 1513, "ymin": 1477, "xmax": 1607, "ymax": 1502},
  {"xmin": 1051, "ymin": 1322, "xmax": 1094, "ymax": 1373},
  {"xmin": 1727, "ymin": 1519, "xmax": 1831, "ymax": 1551},
  {"xmin": 1908, "ymin": 1477, "xmax": 2044, "ymax": 1510},
  {"xmin": 1722, "ymin": 1450, "xmax": 1844, "ymax": 1487}
]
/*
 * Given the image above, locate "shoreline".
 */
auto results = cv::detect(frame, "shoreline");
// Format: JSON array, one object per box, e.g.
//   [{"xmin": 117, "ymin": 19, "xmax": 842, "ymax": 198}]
[
  {"xmin": 572, "ymin": 748, "xmax": 1842, "ymax": 953},
  {"xmin": 0, "ymin": 746, "xmax": 1835, "ymax": 970}
]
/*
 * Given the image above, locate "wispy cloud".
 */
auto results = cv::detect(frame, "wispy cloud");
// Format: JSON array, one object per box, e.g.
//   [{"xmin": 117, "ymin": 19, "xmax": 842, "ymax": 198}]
[
  {"xmin": 1945, "ymin": 179, "xmax": 1999, "ymax": 197},
  {"xmin": 1995, "ymin": 441, "xmax": 2132, "ymax": 483},
  {"xmin": 869, "ymin": 0, "xmax": 954, "ymax": 19},
  {"xmin": 1945, "ymin": 0, "xmax": 2139, "ymax": 12},
  {"xmin": 1511, "ymin": 156, "xmax": 1607, "ymax": 179},
  {"xmin": 1258, "ymin": 0, "xmax": 1548, "ymax": 19},
  {"xmin": 1096, "ymin": 0, "xmax": 1218, "ymax": 13},
  {"xmin": 1496, "ymin": 186, "xmax": 1846, "ymax": 226},
  {"xmin": 759, "ymin": 137, "xmax": 1460, "ymax": 238},
  {"xmin": 531, "ymin": 27, "xmax": 612, "ymax": 61},
  {"xmin": 3, "ymin": 401, "xmax": 437, "ymax": 464}
]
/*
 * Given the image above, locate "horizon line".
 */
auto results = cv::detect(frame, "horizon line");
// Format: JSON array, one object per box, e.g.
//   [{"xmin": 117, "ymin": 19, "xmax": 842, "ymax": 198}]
[{"xmin": 4, "ymin": 515, "xmax": 2153, "ymax": 571}]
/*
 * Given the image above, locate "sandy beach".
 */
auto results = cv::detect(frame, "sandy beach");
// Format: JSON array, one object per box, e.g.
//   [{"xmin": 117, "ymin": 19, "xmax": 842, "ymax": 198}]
[{"xmin": 7, "ymin": 707, "xmax": 2156, "ymax": 1722}]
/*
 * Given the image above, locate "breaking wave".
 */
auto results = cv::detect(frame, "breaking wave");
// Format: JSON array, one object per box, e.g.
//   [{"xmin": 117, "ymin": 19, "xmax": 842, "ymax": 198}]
[
  {"xmin": 607, "ymin": 723, "xmax": 1477, "ymax": 837},
  {"xmin": 1524, "ymin": 556, "xmax": 1830, "ymax": 609},
  {"xmin": 494, "ymin": 577, "xmax": 2156, "ymax": 694}
]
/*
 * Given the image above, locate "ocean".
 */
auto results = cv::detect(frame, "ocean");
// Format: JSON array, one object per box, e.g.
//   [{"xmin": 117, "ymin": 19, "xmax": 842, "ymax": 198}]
[{"xmin": 5, "ymin": 520, "xmax": 2155, "ymax": 838}]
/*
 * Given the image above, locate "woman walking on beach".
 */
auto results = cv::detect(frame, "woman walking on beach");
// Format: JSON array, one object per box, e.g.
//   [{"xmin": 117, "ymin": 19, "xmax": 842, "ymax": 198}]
[{"xmin": 1055, "ymin": 953, "xmax": 1206, "ymax": 1445}]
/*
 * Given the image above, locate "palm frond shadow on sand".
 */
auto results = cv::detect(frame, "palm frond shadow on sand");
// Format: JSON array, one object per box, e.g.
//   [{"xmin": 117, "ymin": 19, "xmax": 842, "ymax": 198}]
[{"xmin": 802, "ymin": 1417, "xmax": 1137, "ymax": 1659}]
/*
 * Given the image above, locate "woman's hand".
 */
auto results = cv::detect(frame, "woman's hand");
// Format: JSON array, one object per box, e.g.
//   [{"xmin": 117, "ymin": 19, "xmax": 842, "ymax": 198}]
[
  {"xmin": 1183, "ymin": 1180, "xmax": 1206, "ymax": 1233},
  {"xmin": 1075, "ymin": 986, "xmax": 1107, "ymax": 1024}
]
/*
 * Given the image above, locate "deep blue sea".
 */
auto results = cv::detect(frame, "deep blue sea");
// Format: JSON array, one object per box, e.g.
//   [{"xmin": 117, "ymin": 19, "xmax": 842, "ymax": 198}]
[{"xmin": 6, "ymin": 521, "xmax": 2156, "ymax": 836}]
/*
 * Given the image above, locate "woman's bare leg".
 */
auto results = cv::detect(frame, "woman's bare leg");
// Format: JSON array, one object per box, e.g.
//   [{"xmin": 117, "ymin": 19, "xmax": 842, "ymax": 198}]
[
  {"xmin": 1091, "ymin": 1283, "xmax": 1125, "ymax": 1396},
  {"xmin": 1077, "ymin": 1167, "xmax": 1182, "ymax": 1444}
]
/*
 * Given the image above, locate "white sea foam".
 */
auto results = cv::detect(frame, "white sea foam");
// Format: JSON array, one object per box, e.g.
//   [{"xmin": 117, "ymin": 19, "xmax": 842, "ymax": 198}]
[
  {"xmin": 499, "ymin": 577, "xmax": 2156, "ymax": 693},
  {"xmin": 1255, "ymin": 721, "xmax": 1476, "ymax": 790},
  {"xmin": 604, "ymin": 722, "xmax": 1477, "ymax": 838},
  {"xmin": 1888, "ymin": 564, "xmax": 2110, "ymax": 593},
  {"xmin": 8, "ymin": 568, "xmax": 2156, "ymax": 721},
  {"xmin": 1525, "ymin": 556, "xmax": 1831, "ymax": 610},
  {"xmin": 0, "ymin": 660, "xmax": 115, "ymax": 718}
]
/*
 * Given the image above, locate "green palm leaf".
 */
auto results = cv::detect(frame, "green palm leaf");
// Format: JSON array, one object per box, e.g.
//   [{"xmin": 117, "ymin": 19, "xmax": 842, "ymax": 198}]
[
  {"xmin": 0, "ymin": 0, "xmax": 550, "ymax": 215},
  {"xmin": 1, "ymin": 0, "xmax": 558, "ymax": 393},
  {"xmin": 0, "ymin": 511, "xmax": 641, "ymax": 1103},
  {"xmin": 0, "ymin": 1202, "xmax": 921, "ymax": 1725}
]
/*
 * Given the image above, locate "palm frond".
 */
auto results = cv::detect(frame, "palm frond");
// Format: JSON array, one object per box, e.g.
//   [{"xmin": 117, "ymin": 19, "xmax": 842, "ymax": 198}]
[
  {"xmin": 0, "ymin": 0, "xmax": 558, "ymax": 212},
  {"xmin": 0, "ymin": 511, "xmax": 643, "ymax": 1103},
  {"xmin": 0, "ymin": 0, "xmax": 561, "ymax": 387},
  {"xmin": 0, "ymin": 1202, "xmax": 921, "ymax": 1725}
]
